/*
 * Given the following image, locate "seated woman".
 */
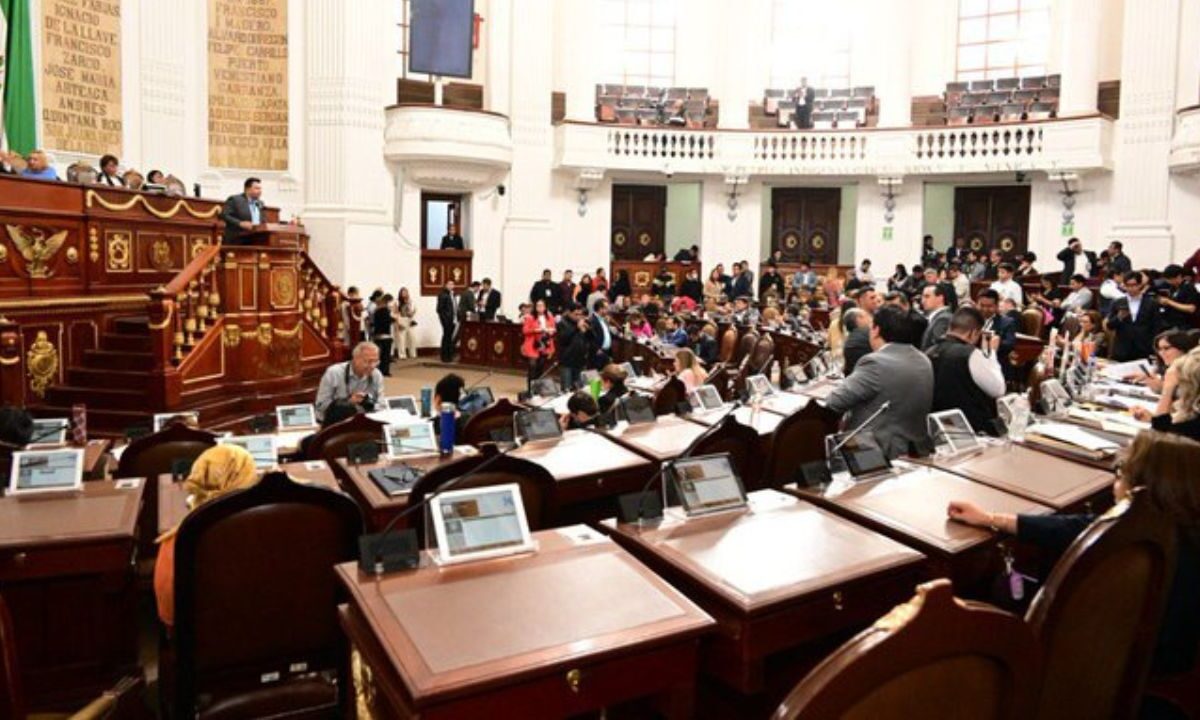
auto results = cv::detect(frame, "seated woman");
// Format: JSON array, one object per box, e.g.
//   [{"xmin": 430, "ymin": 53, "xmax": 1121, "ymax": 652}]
[
  {"xmin": 1057, "ymin": 310, "xmax": 1106, "ymax": 359},
  {"xmin": 627, "ymin": 311, "xmax": 654, "ymax": 339},
  {"xmin": 1132, "ymin": 348, "xmax": 1200, "ymax": 441},
  {"xmin": 597, "ymin": 364, "xmax": 629, "ymax": 417},
  {"xmin": 1129, "ymin": 330, "xmax": 1200, "ymax": 394},
  {"xmin": 561, "ymin": 391, "xmax": 599, "ymax": 430},
  {"xmin": 948, "ymin": 431, "xmax": 1199, "ymax": 679},
  {"xmin": 154, "ymin": 445, "xmax": 260, "ymax": 629},
  {"xmin": 674, "ymin": 348, "xmax": 709, "ymax": 393}
]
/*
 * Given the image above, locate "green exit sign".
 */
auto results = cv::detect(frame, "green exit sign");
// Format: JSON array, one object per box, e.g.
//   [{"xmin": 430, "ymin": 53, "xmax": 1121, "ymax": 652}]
[
  {"xmin": 1061, "ymin": 223, "xmax": 1075, "ymax": 237},
  {"xmin": 882, "ymin": 226, "xmax": 894, "ymax": 241}
]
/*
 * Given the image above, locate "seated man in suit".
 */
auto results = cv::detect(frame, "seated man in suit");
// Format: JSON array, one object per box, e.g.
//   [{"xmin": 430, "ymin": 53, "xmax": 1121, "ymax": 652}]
[
  {"xmin": 840, "ymin": 307, "xmax": 872, "ymax": 375},
  {"xmin": 221, "ymin": 177, "xmax": 265, "ymax": 246},
  {"xmin": 1106, "ymin": 271, "xmax": 1161, "ymax": 361},
  {"xmin": 926, "ymin": 307, "xmax": 1006, "ymax": 436},
  {"xmin": 826, "ymin": 305, "xmax": 934, "ymax": 459},
  {"xmin": 475, "ymin": 277, "xmax": 502, "ymax": 320}
]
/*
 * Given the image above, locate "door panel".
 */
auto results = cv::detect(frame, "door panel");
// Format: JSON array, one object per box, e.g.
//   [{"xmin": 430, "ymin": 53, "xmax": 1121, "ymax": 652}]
[
  {"xmin": 953, "ymin": 186, "xmax": 1030, "ymax": 259},
  {"xmin": 771, "ymin": 188, "xmax": 841, "ymax": 264},
  {"xmin": 611, "ymin": 185, "xmax": 666, "ymax": 261}
]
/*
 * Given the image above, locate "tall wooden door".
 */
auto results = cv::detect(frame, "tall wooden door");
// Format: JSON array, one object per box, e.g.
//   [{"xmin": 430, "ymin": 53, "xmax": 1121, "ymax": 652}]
[
  {"xmin": 953, "ymin": 186, "xmax": 1031, "ymax": 260},
  {"xmin": 611, "ymin": 185, "xmax": 666, "ymax": 261},
  {"xmin": 771, "ymin": 188, "xmax": 841, "ymax": 264}
]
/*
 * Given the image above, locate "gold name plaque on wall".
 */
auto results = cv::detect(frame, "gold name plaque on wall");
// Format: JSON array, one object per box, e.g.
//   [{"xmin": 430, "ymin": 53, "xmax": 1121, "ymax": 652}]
[{"xmin": 41, "ymin": 0, "xmax": 123, "ymax": 155}]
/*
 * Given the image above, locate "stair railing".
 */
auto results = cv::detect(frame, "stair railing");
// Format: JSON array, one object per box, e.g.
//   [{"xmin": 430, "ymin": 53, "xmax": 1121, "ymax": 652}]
[
  {"xmin": 299, "ymin": 251, "xmax": 360, "ymax": 354},
  {"xmin": 147, "ymin": 244, "xmax": 224, "ymax": 387}
]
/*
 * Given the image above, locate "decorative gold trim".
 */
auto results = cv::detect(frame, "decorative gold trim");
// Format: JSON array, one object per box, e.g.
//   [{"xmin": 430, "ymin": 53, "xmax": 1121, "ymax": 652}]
[
  {"xmin": 88, "ymin": 227, "xmax": 100, "ymax": 263},
  {"xmin": 257, "ymin": 322, "xmax": 273, "ymax": 345},
  {"xmin": 0, "ymin": 293, "xmax": 146, "ymax": 310},
  {"xmin": 223, "ymin": 325, "xmax": 242, "ymax": 347},
  {"xmin": 26, "ymin": 330, "xmax": 58, "ymax": 398},
  {"xmin": 147, "ymin": 304, "xmax": 175, "ymax": 331},
  {"xmin": 6, "ymin": 225, "xmax": 68, "ymax": 278},
  {"xmin": 0, "ymin": 356, "xmax": 19, "ymax": 366},
  {"xmin": 273, "ymin": 322, "xmax": 302, "ymax": 338},
  {"xmin": 65, "ymin": 247, "xmax": 79, "ymax": 264},
  {"xmin": 86, "ymin": 189, "xmax": 222, "ymax": 220}
]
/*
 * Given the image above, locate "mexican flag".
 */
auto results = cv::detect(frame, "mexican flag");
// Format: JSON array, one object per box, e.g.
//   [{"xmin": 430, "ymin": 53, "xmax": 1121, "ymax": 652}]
[{"xmin": 0, "ymin": 0, "xmax": 35, "ymax": 154}]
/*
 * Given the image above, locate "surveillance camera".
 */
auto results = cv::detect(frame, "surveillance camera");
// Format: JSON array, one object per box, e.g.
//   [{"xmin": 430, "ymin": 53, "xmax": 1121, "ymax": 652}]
[
  {"xmin": 664, "ymin": 171, "xmax": 674, "ymax": 179},
  {"xmin": 1015, "ymin": 172, "xmax": 1027, "ymax": 183},
  {"xmin": 497, "ymin": 184, "xmax": 506, "ymax": 196}
]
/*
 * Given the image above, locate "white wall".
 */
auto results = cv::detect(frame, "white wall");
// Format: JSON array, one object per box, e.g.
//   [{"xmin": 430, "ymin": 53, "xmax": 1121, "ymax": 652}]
[
  {"xmin": 922, "ymin": 183, "xmax": 955, "ymax": 250},
  {"xmin": 665, "ymin": 182, "xmax": 703, "ymax": 257}
]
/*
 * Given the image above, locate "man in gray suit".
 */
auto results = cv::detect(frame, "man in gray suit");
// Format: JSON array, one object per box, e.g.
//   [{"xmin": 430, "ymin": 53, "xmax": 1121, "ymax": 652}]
[
  {"xmin": 221, "ymin": 177, "xmax": 265, "ymax": 246},
  {"xmin": 920, "ymin": 282, "xmax": 953, "ymax": 350},
  {"xmin": 827, "ymin": 305, "xmax": 934, "ymax": 459}
]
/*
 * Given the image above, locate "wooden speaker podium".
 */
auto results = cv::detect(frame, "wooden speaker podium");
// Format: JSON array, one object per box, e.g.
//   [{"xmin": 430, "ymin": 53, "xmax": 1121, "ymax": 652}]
[{"xmin": 235, "ymin": 222, "xmax": 308, "ymax": 249}]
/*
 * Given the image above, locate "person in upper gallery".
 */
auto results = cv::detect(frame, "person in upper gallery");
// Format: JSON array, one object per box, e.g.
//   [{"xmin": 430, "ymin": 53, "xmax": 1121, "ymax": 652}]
[
  {"xmin": 575, "ymin": 273, "xmax": 594, "ymax": 306},
  {"xmin": 673, "ymin": 244, "xmax": 700, "ymax": 263},
  {"xmin": 314, "ymin": 341, "xmax": 384, "ymax": 421},
  {"xmin": 920, "ymin": 282, "xmax": 953, "ymax": 351},
  {"xmin": 1132, "ymin": 348, "xmax": 1200, "ymax": 440},
  {"xmin": 21, "ymin": 150, "xmax": 58, "ymax": 181},
  {"xmin": 561, "ymin": 391, "xmax": 600, "ymax": 431},
  {"xmin": 715, "ymin": 262, "xmax": 734, "ymax": 298},
  {"xmin": 652, "ymin": 264, "xmax": 676, "ymax": 299},
  {"xmin": 1057, "ymin": 236, "xmax": 1097, "ymax": 279},
  {"xmin": 530, "ymin": 268, "xmax": 561, "ymax": 311},
  {"xmin": 154, "ymin": 444, "xmax": 259, "ymax": 629},
  {"xmin": 521, "ymin": 298, "xmax": 557, "ymax": 383},
  {"xmin": 1107, "ymin": 240, "xmax": 1133, "ymax": 275},
  {"xmin": 607, "ymin": 269, "xmax": 632, "ymax": 303},
  {"xmin": 474, "ymin": 277, "xmax": 502, "ymax": 320},
  {"xmin": 673, "ymin": 347, "xmax": 708, "ymax": 392},
  {"xmin": 435, "ymin": 279, "xmax": 460, "ymax": 363},
  {"xmin": 962, "ymin": 250, "xmax": 986, "ymax": 281},
  {"xmin": 221, "ymin": 177, "xmax": 265, "ymax": 246},
  {"xmin": 96, "ymin": 154, "xmax": 124, "ymax": 187},
  {"xmin": 946, "ymin": 236, "xmax": 969, "ymax": 265},
  {"xmin": 371, "ymin": 294, "xmax": 395, "ymax": 376},
  {"xmin": 840, "ymin": 307, "xmax": 871, "ymax": 374},
  {"xmin": 887, "ymin": 263, "xmax": 908, "ymax": 293},
  {"xmin": 597, "ymin": 363, "xmax": 630, "ymax": 417},
  {"xmin": 948, "ymin": 430, "xmax": 1200, "ymax": 683},
  {"xmin": 989, "ymin": 263, "xmax": 1024, "ymax": 306},
  {"xmin": 1159, "ymin": 264, "xmax": 1199, "ymax": 330},
  {"xmin": 440, "ymin": 223, "xmax": 465, "ymax": 250},
  {"xmin": 792, "ymin": 259, "xmax": 819, "ymax": 291},
  {"xmin": 926, "ymin": 307, "xmax": 1006, "ymax": 436},
  {"xmin": 791, "ymin": 76, "xmax": 815, "ymax": 129},
  {"xmin": 853, "ymin": 259, "xmax": 876, "ymax": 288},
  {"xmin": 1128, "ymin": 330, "xmax": 1200, "ymax": 393},
  {"xmin": 826, "ymin": 305, "xmax": 935, "ymax": 458},
  {"xmin": 1106, "ymin": 271, "xmax": 1162, "ymax": 362}
]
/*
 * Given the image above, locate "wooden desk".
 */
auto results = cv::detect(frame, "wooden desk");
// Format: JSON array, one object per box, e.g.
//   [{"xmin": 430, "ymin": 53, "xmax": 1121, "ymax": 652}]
[
  {"xmin": 917, "ymin": 443, "xmax": 1115, "ymax": 513},
  {"xmin": 83, "ymin": 438, "xmax": 112, "ymax": 479},
  {"xmin": 510, "ymin": 429, "xmax": 655, "ymax": 522},
  {"xmin": 687, "ymin": 405, "xmax": 783, "ymax": 437},
  {"xmin": 795, "ymin": 378, "xmax": 840, "ymax": 401},
  {"xmin": 600, "ymin": 490, "xmax": 926, "ymax": 693},
  {"xmin": 156, "ymin": 460, "xmax": 342, "ymax": 534},
  {"xmin": 337, "ymin": 528, "xmax": 714, "ymax": 718},
  {"xmin": 333, "ymin": 450, "xmax": 477, "ymax": 532},
  {"xmin": 606, "ymin": 415, "xmax": 709, "ymax": 462},
  {"xmin": 755, "ymin": 391, "xmax": 810, "ymax": 417},
  {"xmin": 0, "ymin": 480, "xmax": 144, "ymax": 711},
  {"xmin": 786, "ymin": 464, "xmax": 1052, "ymax": 596}
]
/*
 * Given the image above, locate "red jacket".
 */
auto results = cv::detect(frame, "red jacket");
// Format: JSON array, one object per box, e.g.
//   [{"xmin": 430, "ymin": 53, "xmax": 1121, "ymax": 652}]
[{"xmin": 521, "ymin": 314, "xmax": 556, "ymax": 358}]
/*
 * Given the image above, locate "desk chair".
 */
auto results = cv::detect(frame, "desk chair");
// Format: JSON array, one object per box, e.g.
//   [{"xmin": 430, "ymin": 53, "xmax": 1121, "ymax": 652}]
[
  {"xmin": 773, "ymin": 580, "xmax": 1040, "ymax": 720},
  {"xmin": 115, "ymin": 423, "xmax": 218, "ymax": 561},
  {"xmin": 163, "ymin": 472, "xmax": 362, "ymax": 720},
  {"xmin": 459, "ymin": 398, "xmax": 520, "ymax": 447},
  {"xmin": 762, "ymin": 402, "xmax": 839, "ymax": 488},
  {"xmin": 304, "ymin": 413, "xmax": 386, "ymax": 462},
  {"xmin": 733, "ymin": 331, "xmax": 758, "ymax": 366},
  {"xmin": 1025, "ymin": 491, "xmax": 1178, "ymax": 720},
  {"xmin": 651, "ymin": 377, "xmax": 686, "ymax": 417},
  {"xmin": 718, "ymin": 325, "xmax": 738, "ymax": 363},
  {"xmin": 702, "ymin": 365, "xmax": 734, "ymax": 402},
  {"xmin": 0, "ymin": 594, "xmax": 145, "ymax": 720},
  {"xmin": 683, "ymin": 414, "xmax": 760, "ymax": 490}
]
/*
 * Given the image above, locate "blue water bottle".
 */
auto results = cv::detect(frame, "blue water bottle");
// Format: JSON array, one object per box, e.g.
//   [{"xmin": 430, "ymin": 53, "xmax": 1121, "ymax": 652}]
[
  {"xmin": 420, "ymin": 386, "xmax": 433, "ymax": 417},
  {"xmin": 438, "ymin": 402, "xmax": 456, "ymax": 455}
]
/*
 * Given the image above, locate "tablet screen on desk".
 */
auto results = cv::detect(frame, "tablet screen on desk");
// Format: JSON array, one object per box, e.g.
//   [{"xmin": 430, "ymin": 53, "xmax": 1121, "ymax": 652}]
[
  {"xmin": 28, "ymin": 418, "xmax": 69, "ymax": 447},
  {"xmin": 8, "ymin": 448, "xmax": 84, "ymax": 494},
  {"xmin": 515, "ymin": 408, "xmax": 562, "ymax": 442},
  {"xmin": 275, "ymin": 403, "xmax": 317, "ymax": 430},
  {"xmin": 531, "ymin": 377, "xmax": 562, "ymax": 398},
  {"xmin": 689, "ymin": 386, "xmax": 723, "ymax": 411},
  {"xmin": 620, "ymin": 395, "xmax": 657, "ymax": 426},
  {"xmin": 153, "ymin": 411, "xmax": 200, "ymax": 432},
  {"xmin": 747, "ymin": 374, "xmax": 775, "ymax": 398},
  {"xmin": 384, "ymin": 395, "xmax": 419, "ymax": 415},
  {"xmin": 219, "ymin": 435, "xmax": 278, "ymax": 469},
  {"xmin": 930, "ymin": 409, "xmax": 979, "ymax": 454},
  {"xmin": 669, "ymin": 453, "xmax": 747, "ymax": 516},
  {"xmin": 459, "ymin": 387, "xmax": 494, "ymax": 414},
  {"xmin": 431, "ymin": 484, "xmax": 534, "ymax": 564},
  {"xmin": 383, "ymin": 422, "xmax": 437, "ymax": 456},
  {"xmin": 838, "ymin": 432, "xmax": 892, "ymax": 478}
]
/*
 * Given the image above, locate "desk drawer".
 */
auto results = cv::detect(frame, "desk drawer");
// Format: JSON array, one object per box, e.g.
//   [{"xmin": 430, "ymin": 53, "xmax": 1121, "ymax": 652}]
[{"xmin": 0, "ymin": 540, "xmax": 132, "ymax": 581}]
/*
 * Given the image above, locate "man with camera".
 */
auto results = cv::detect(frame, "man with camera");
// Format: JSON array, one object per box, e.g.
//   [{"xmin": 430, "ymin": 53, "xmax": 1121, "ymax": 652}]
[
  {"xmin": 556, "ymin": 307, "xmax": 593, "ymax": 390},
  {"xmin": 314, "ymin": 341, "xmax": 384, "ymax": 421},
  {"xmin": 925, "ymin": 307, "xmax": 1006, "ymax": 436}
]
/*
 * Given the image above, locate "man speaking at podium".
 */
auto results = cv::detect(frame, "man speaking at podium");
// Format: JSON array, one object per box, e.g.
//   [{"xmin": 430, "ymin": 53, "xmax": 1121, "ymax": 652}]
[{"xmin": 222, "ymin": 177, "xmax": 265, "ymax": 246}]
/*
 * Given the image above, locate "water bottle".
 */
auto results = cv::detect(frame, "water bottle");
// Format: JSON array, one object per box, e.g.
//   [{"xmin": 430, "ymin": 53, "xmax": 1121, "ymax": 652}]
[
  {"xmin": 438, "ymin": 403, "xmax": 456, "ymax": 455},
  {"xmin": 420, "ymin": 386, "xmax": 433, "ymax": 417}
]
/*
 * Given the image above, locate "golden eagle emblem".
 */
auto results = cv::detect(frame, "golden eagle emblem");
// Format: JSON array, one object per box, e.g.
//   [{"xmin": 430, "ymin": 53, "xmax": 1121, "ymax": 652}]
[{"xmin": 6, "ymin": 225, "xmax": 69, "ymax": 278}]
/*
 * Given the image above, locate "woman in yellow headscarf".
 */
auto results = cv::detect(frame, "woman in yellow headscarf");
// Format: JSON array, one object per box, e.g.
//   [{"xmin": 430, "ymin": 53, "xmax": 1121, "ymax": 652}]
[{"xmin": 154, "ymin": 444, "xmax": 259, "ymax": 628}]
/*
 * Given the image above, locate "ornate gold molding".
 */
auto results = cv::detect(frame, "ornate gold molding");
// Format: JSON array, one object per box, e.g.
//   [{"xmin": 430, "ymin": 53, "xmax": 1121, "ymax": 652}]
[
  {"xmin": 88, "ymin": 227, "xmax": 100, "ymax": 263},
  {"xmin": 5, "ymin": 225, "xmax": 68, "ymax": 278},
  {"xmin": 0, "ymin": 293, "xmax": 146, "ymax": 311},
  {"xmin": 147, "ymin": 304, "xmax": 175, "ymax": 331},
  {"xmin": 223, "ymin": 324, "xmax": 242, "ymax": 347},
  {"xmin": 26, "ymin": 330, "xmax": 57, "ymax": 398},
  {"xmin": 86, "ymin": 189, "xmax": 222, "ymax": 220}
]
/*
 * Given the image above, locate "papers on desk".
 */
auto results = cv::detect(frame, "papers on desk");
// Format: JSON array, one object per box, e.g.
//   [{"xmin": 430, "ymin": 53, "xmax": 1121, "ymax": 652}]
[
  {"xmin": 1025, "ymin": 421, "xmax": 1120, "ymax": 459},
  {"xmin": 1066, "ymin": 407, "xmax": 1149, "ymax": 437},
  {"xmin": 1099, "ymin": 360, "xmax": 1152, "ymax": 381}
]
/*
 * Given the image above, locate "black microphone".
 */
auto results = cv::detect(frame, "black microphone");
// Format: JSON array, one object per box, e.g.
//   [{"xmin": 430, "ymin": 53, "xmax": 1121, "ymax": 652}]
[
  {"xmin": 615, "ymin": 399, "xmax": 744, "ymax": 525},
  {"xmin": 357, "ymin": 441, "xmax": 524, "ymax": 575}
]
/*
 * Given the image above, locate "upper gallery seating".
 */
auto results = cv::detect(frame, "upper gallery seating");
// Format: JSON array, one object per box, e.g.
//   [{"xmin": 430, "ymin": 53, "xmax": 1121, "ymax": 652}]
[
  {"xmin": 913, "ymin": 74, "xmax": 1061, "ymax": 127},
  {"xmin": 755, "ymin": 86, "xmax": 879, "ymax": 129},
  {"xmin": 594, "ymin": 84, "xmax": 719, "ymax": 128}
]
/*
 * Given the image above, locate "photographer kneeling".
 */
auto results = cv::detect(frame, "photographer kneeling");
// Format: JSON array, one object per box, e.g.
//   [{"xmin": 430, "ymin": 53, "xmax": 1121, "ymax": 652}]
[{"xmin": 315, "ymin": 341, "xmax": 384, "ymax": 421}]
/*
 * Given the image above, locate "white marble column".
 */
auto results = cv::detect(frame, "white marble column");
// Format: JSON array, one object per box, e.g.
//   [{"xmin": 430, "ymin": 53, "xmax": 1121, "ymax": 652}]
[
  {"xmin": 1108, "ymin": 0, "xmax": 1180, "ymax": 267},
  {"xmin": 560, "ymin": 0, "xmax": 601, "ymax": 121},
  {"xmin": 1176, "ymin": 0, "xmax": 1200, "ymax": 110},
  {"xmin": 1056, "ymin": 0, "xmax": 1102, "ymax": 116},
  {"xmin": 870, "ymin": 2, "xmax": 914, "ymax": 128},
  {"xmin": 301, "ymin": 0, "xmax": 396, "ymax": 291},
  {"xmin": 712, "ymin": 0, "xmax": 762, "ymax": 130},
  {"xmin": 136, "ymin": 0, "xmax": 191, "ymax": 177}
]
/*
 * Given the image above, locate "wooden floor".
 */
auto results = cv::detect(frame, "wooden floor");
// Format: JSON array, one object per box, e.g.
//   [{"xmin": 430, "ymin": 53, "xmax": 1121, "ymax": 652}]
[{"xmin": 380, "ymin": 358, "xmax": 528, "ymax": 401}]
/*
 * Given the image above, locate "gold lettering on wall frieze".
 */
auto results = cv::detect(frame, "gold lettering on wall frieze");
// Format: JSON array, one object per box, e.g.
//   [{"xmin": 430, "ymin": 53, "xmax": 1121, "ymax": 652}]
[{"xmin": 41, "ymin": 1, "xmax": 123, "ymax": 155}]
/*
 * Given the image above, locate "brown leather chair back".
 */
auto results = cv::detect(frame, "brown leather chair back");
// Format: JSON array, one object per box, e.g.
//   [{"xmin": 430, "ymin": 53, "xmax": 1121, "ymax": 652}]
[
  {"xmin": 170, "ymin": 472, "xmax": 363, "ymax": 719},
  {"xmin": 1059, "ymin": 314, "xmax": 1080, "ymax": 339},
  {"xmin": 718, "ymin": 326, "xmax": 738, "ymax": 363},
  {"xmin": 734, "ymin": 331, "xmax": 758, "ymax": 364},
  {"xmin": 0, "ymin": 594, "xmax": 22, "ymax": 720},
  {"xmin": 762, "ymin": 402, "xmax": 839, "ymax": 487},
  {"xmin": 703, "ymin": 365, "xmax": 734, "ymax": 401},
  {"xmin": 774, "ymin": 580, "xmax": 1040, "ymax": 720},
  {"xmin": 1026, "ymin": 492, "xmax": 1178, "ymax": 720},
  {"xmin": 746, "ymin": 333, "xmax": 776, "ymax": 376},
  {"xmin": 1020, "ymin": 307, "xmax": 1044, "ymax": 338},
  {"xmin": 685, "ymin": 414, "xmax": 762, "ymax": 489},
  {"xmin": 305, "ymin": 412, "xmax": 386, "ymax": 461},
  {"xmin": 459, "ymin": 398, "xmax": 521, "ymax": 447},
  {"xmin": 652, "ymin": 377, "xmax": 686, "ymax": 416},
  {"xmin": 408, "ymin": 449, "xmax": 556, "ymax": 546}
]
